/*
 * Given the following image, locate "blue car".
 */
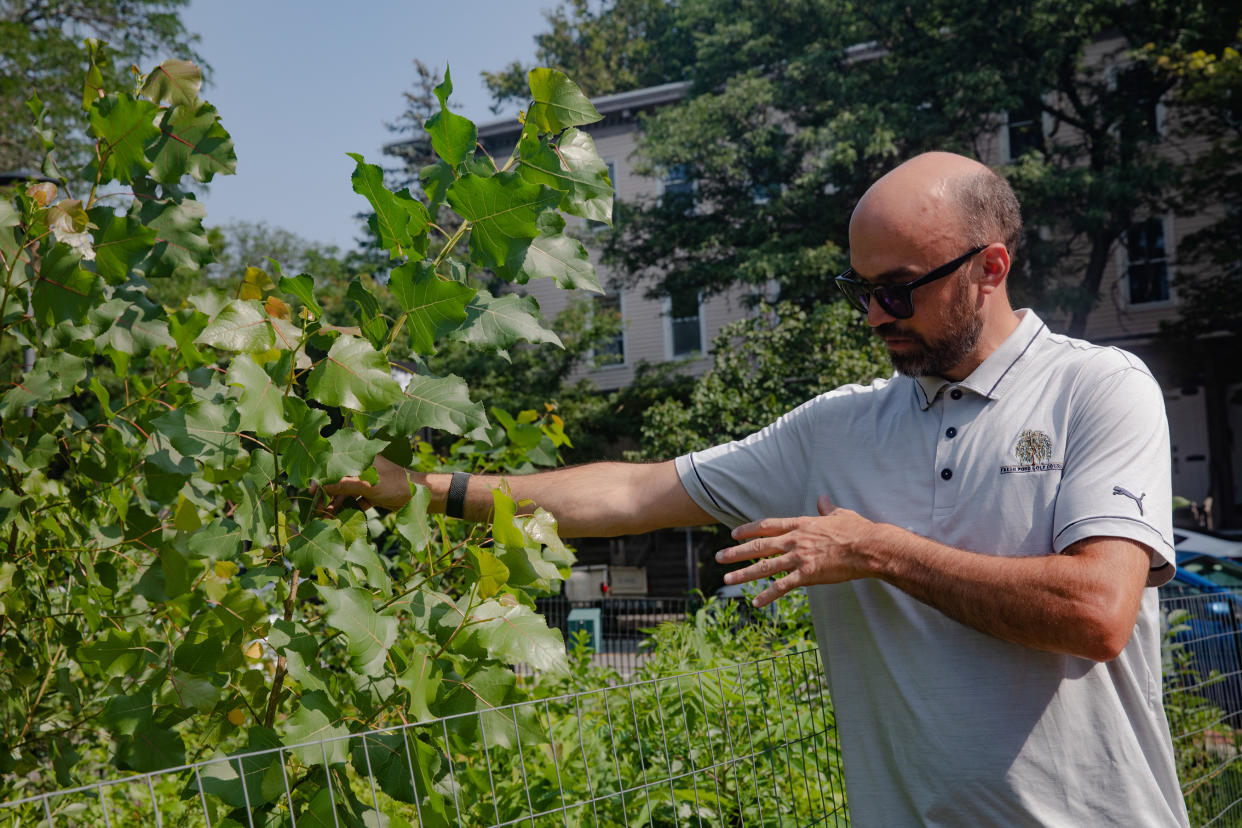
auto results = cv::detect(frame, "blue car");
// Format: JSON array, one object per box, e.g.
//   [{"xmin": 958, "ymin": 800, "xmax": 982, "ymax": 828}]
[{"xmin": 1160, "ymin": 551, "xmax": 1242, "ymax": 719}]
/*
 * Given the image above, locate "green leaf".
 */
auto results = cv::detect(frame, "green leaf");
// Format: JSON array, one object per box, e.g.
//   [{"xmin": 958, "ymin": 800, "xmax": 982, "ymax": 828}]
[
  {"xmin": 286, "ymin": 519, "xmax": 346, "ymax": 572},
  {"xmin": 306, "ymin": 335, "xmax": 404, "ymax": 412},
  {"xmin": 518, "ymin": 128, "xmax": 612, "ymax": 223},
  {"xmin": 384, "ymin": 373, "xmax": 486, "ymax": 436},
  {"xmin": 142, "ymin": 59, "xmax": 202, "ymax": 107},
  {"xmin": 446, "ymin": 171, "xmax": 560, "ymax": 278},
  {"xmin": 518, "ymin": 211, "xmax": 601, "ymax": 291},
  {"xmin": 472, "ymin": 548, "xmax": 509, "ymax": 599},
  {"xmin": 280, "ymin": 273, "xmax": 323, "ymax": 317},
  {"xmin": 196, "ymin": 299, "xmax": 275, "ymax": 352},
  {"xmin": 424, "ymin": 67, "xmax": 478, "ymax": 167},
  {"xmin": 101, "ymin": 690, "xmax": 154, "ymax": 736},
  {"xmin": 88, "ymin": 93, "xmax": 161, "ymax": 184},
  {"xmin": 393, "ymin": 644, "xmax": 440, "ymax": 723},
  {"xmin": 182, "ymin": 518, "xmax": 244, "ymax": 562},
  {"xmin": 346, "ymin": 153, "xmax": 429, "ymax": 259},
  {"xmin": 226, "ymin": 353, "xmax": 292, "ymax": 436},
  {"xmin": 196, "ymin": 728, "xmax": 286, "ymax": 809},
  {"xmin": 346, "ymin": 279, "xmax": 389, "ymax": 350},
  {"xmin": 450, "ymin": 289, "xmax": 561, "ymax": 351},
  {"xmin": 420, "ymin": 161, "xmax": 455, "ymax": 217},
  {"xmin": 78, "ymin": 629, "xmax": 146, "ymax": 677},
  {"xmin": 284, "ymin": 690, "xmax": 350, "ymax": 766},
  {"xmin": 388, "ymin": 261, "xmax": 476, "ymax": 354},
  {"xmin": 32, "ymin": 243, "xmax": 103, "ymax": 326},
  {"xmin": 281, "ymin": 397, "xmax": 332, "ymax": 488},
  {"xmin": 90, "ymin": 296, "xmax": 176, "ymax": 359},
  {"xmin": 490, "ymin": 489, "xmax": 524, "ymax": 548},
  {"xmin": 464, "ymin": 600, "xmax": 568, "ymax": 673},
  {"xmin": 393, "ymin": 485, "xmax": 433, "ymax": 553},
  {"xmin": 320, "ymin": 586, "xmax": 398, "ymax": 672},
  {"xmin": 0, "ymin": 353, "xmax": 87, "ymax": 416},
  {"xmin": 324, "ymin": 429, "xmax": 387, "ymax": 483},
  {"xmin": 234, "ymin": 449, "xmax": 276, "ymax": 547},
  {"xmin": 526, "ymin": 68, "xmax": 602, "ymax": 133},
  {"xmin": 350, "ymin": 732, "xmax": 421, "ymax": 804},
  {"xmin": 133, "ymin": 196, "xmax": 213, "ymax": 279},
  {"xmin": 89, "ymin": 208, "xmax": 157, "ymax": 284},
  {"xmin": 151, "ymin": 400, "xmax": 241, "ymax": 466},
  {"xmin": 269, "ymin": 620, "xmax": 326, "ymax": 693},
  {"xmin": 117, "ymin": 727, "xmax": 185, "ymax": 774},
  {"xmin": 149, "ymin": 101, "xmax": 237, "ymax": 183}
]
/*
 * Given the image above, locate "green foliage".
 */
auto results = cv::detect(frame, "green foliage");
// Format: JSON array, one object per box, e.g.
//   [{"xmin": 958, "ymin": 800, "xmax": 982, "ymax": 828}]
[
  {"xmin": 0, "ymin": 53, "xmax": 622, "ymax": 825},
  {"xmin": 637, "ymin": 301, "xmax": 890, "ymax": 459}
]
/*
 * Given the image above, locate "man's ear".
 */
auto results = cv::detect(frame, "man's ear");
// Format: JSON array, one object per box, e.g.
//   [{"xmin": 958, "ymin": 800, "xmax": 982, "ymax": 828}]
[{"xmin": 977, "ymin": 243, "xmax": 1011, "ymax": 295}]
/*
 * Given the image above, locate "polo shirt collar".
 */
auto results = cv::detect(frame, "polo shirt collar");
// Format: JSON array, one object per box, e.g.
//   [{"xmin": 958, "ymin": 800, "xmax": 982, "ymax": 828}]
[{"xmin": 913, "ymin": 309, "xmax": 1048, "ymax": 410}]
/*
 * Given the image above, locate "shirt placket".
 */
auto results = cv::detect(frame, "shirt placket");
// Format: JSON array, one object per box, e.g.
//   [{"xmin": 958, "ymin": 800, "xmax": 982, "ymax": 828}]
[{"xmin": 933, "ymin": 385, "xmax": 966, "ymax": 514}]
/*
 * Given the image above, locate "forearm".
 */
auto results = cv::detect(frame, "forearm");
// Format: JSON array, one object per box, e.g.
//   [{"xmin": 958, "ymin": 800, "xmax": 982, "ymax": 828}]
[{"xmin": 861, "ymin": 524, "xmax": 1147, "ymax": 661}]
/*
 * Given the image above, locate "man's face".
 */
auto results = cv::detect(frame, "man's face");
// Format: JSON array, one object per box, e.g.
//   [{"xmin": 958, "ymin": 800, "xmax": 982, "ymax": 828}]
[{"xmin": 872, "ymin": 269, "xmax": 984, "ymax": 377}]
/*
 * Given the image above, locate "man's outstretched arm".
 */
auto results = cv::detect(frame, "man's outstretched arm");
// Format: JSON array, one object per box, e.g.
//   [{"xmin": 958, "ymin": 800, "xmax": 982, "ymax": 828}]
[{"xmin": 322, "ymin": 456, "xmax": 715, "ymax": 538}]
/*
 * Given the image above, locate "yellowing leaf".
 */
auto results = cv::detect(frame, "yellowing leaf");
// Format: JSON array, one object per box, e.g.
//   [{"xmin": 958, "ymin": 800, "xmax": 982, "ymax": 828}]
[
  {"xmin": 243, "ymin": 641, "xmax": 262, "ymax": 659},
  {"xmin": 227, "ymin": 708, "xmax": 245, "ymax": 726}
]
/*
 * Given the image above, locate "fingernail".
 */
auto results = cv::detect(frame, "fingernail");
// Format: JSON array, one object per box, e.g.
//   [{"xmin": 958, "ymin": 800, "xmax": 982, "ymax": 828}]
[{"xmin": 715, "ymin": 550, "xmax": 723, "ymax": 562}]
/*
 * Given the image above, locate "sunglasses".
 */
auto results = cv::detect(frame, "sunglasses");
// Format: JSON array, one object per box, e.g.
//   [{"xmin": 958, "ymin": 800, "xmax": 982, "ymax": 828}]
[{"xmin": 834, "ymin": 245, "xmax": 987, "ymax": 319}]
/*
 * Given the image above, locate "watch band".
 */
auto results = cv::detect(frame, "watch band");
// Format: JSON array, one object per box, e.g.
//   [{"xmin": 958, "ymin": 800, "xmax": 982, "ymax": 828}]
[{"xmin": 446, "ymin": 471, "xmax": 471, "ymax": 519}]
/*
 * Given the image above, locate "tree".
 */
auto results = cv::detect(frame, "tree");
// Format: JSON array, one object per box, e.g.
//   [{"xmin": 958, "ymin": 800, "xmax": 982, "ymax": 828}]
[
  {"xmin": 0, "ymin": 1, "xmax": 203, "ymax": 174},
  {"xmin": 636, "ymin": 301, "xmax": 889, "ymax": 459},
  {"xmin": 590, "ymin": 0, "xmax": 1238, "ymax": 338},
  {"xmin": 483, "ymin": 0, "xmax": 692, "ymax": 109}
]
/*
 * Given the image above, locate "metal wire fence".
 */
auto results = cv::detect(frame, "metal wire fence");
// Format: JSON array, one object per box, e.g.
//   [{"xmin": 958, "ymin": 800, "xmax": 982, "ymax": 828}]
[
  {"xmin": 533, "ymin": 597, "xmax": 696, "ymax": 679},
  {"xmin": 1, "ymin": 648, "xmax": 846, "ymax": 827}
]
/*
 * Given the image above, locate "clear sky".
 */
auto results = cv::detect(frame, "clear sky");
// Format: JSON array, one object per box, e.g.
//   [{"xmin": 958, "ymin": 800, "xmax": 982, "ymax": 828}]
[{"xmin": 182, "ymin": 0, "xmax": 553, "ymax": 252}]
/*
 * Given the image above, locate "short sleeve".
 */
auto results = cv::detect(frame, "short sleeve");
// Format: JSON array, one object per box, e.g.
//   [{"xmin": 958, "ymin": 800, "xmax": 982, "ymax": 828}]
[
  {"xmin": 675, "ymin": 395, "xmax": 824, "ymax": 530},
  {"xmin": 1052, "ymin": 358, "xmax": 1175, "ymax": 586}
]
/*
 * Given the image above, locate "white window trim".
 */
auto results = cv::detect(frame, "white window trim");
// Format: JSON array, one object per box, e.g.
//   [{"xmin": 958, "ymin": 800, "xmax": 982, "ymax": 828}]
[
  {"xmin": 662, "ymin": 291, "xmax": 707, "ymax": 361},
  {"xmin": 1119, "ymin": 214, "xmax": 1177, "ymax": 310},
  {"xmin": 1000, "ymin": 104, "xmax": 1051, "ymax": 163}
]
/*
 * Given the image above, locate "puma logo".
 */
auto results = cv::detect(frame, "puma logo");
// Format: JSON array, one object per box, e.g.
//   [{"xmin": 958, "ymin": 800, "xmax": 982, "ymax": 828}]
[{"xmin": 1112, "ymin": 485, "xmax": 1146, "ymax": 516}]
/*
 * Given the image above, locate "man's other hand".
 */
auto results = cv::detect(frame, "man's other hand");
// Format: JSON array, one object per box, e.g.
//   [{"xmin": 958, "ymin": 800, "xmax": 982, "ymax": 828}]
[{"xmin": 316, "ymin": 455, "xmax": 418, "ymax": 513}]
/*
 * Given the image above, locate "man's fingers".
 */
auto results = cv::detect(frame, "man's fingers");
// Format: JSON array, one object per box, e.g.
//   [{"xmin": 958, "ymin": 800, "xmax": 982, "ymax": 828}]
[
  {"xmin": 751, "ymin": 573, "xmax": 800, "ymax": 608},
  {"xmin": 721, "ymin": 552, "xmax": 792, "ymax": 585},
  {"xmin": 732, "ymin": 516, "xmax": 801, "ymax": 540},
  {"xmin": 816, "ymin": 494, "xmax": 837, "ymax": 516},
  {"xmin": 322, "ymin": 476, "xmax": 370, "ymax": 498}
]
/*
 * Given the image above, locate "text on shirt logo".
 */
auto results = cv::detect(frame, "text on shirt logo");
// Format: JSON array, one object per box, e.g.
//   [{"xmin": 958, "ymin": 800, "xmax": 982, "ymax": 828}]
[{"xmin": 1000, "ymin": 429, "xmax": 1064, "ymax": 475}]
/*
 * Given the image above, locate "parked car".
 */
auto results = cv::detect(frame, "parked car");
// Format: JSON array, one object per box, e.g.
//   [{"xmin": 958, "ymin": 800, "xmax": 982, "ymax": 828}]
[
  {"xmin": 1173, "ymin": 528, "xmax": 1242, "ymax": 559},
  {"xmin": 1161, "ymin": 551, "xmax": 1242, "ymax": 719}
]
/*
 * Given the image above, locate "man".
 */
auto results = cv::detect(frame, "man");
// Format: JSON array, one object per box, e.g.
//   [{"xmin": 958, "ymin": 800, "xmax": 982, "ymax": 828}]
[{"xmin": 327, "ymin": 152, "xmax": 1189, "ymax": 826}]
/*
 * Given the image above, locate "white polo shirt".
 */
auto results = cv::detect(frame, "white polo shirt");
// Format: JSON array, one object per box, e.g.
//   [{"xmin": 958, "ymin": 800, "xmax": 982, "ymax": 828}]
[{"xmin": 676, "ymin": 310, "xmax": 1188, "ymax": 826}]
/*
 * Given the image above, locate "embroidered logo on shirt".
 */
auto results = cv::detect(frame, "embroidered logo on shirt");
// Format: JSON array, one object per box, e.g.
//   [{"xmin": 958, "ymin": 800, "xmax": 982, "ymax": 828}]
[
  {"xmin": 1112, "ymin": 485, "xmax": 1146, "ymax": 516},
  {"xmin": 1000, "ymin": 429, "xmax": 1064, "ymax": 474}
]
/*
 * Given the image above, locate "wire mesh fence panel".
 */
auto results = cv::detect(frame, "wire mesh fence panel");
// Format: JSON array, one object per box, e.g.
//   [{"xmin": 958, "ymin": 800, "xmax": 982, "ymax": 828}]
[
  {"xmin": 531, "ymin": 597, "xmax": 697, "ymax": 679},
  {"xmin": 1162, "ymin": 590, "xmax": 1242, "ymax": 826},
  {"xmin": 2, "ymin": 649, "xmax": 845, "ymax": 827}
]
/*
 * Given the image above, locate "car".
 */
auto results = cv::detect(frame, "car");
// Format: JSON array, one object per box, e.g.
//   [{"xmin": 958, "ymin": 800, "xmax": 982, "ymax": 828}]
[
  {"xmin": 1161, "ymin": 551, "xmax": 1242, "ymax": 719},
  {"xmin": 1173, "ymin": 527, "xmax": 1242, "ymax": 559}
]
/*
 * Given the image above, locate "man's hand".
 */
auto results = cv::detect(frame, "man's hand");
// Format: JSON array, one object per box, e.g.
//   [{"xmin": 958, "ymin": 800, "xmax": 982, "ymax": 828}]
[
  {"xmin": 316, "ymin": 455, "xmax": 420, "ymax": 513},
  {"xmin": 717, "ymin": 494, "xmax": 874, "ymax": 608}
]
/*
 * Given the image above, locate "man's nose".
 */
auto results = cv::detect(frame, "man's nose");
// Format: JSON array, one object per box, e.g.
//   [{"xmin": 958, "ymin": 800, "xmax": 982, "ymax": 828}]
[{"xmin": 866, "ymin": 298, "xmax": 896, "ymax": 327}]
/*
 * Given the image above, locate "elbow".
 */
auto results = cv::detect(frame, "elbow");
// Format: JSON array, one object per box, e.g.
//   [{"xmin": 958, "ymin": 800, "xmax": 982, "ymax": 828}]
[{"xmin": 1074, "ymin": 604, "xmax": 1138, "ymax": 662}]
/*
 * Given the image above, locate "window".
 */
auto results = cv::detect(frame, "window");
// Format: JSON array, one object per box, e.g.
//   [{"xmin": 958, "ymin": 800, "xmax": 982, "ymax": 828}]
[
  {"xmin": 667, "ymin": 288, "xmax": 702, "ymax": 357},
  {"xmin": 1114, "ymin": 65, "xmax": 1162, "ymax": 140},
  {"xmin": 592, "ymin": 290, "xmax": 625, "ymax": 367},
  {"xmin": 662, "ymin": 164, "xmax": 695, "ymax": 212},
  {"xmin": 1005, "ymin": 101, "xmax": 1044, "ymax": 161},
  {"xmin": 1127, "ymin": 219, "xmax": 1170, "ymax": 305}
]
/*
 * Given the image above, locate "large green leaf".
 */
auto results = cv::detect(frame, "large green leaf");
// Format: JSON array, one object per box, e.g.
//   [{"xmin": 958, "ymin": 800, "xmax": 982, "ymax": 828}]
[
  {"xmin": 464, "ymin": 599, "xmax": 567, "ymax": 673},
  {"xmin": 285, "ymin": 519, "xmax": 347, "ymax": 572},
  {"xmin": 78, "ymin": 629, "xmax": 147, "ymax": 677},
  {"xmin": 32, "ymin": 243, "xmax": 103, "ymax": 326},
  {"xmin": 384, "ymin": 373, "xmax": 486, "ymax": 436},
  {"xmin": 305, "ymin": 335, "xmax": 405, "ymax": 412},
  {"xmin": 89, "ymin": 296, "xmax": 177, "ymax": 362},
  {"xmin": 518, "ymin": 211, "xmax": 601, "ymax": 291},
  {"xmin": 518, "ymin": 128, "xmax": 612, "ymax": 223},
  {"xmin": 393, "ymin": 485, "xmax": 433, "ymax": 554},
  {"xmin": 142, "ymin": 59, "xmax": 202, "ymax": 107},
  {"xmin": 149, "ymin": 101, "xmax": 237, "ymax": 183},
  {"xmin": 424, "ymin": 67, "xmax": 477, "ymax": 167},
  {"xmin": 226, "ymin": 353, "xmax": 292, "ymax": 436},
  {"xmin": 269, "ymin": 620, "xmax": 326, "ymax": 693},
  {"xmin": 0, "ymin": 353, "xmax": 87, "ymax": 416},
  {"xmin": 196, "ymin": 299, "xmax": 275, "ymax": 353},
  {"xmin": 450, "ymin": 289, "xmax": 562, "ymax": 351},
  {"xmin": 346, "ymin": 153, "xmax": 429, "ymax": 259},
  {"xmin": 323, "ymin": 429, "xmax": 386, "ymax": 485},
  {"xmin": 320, "ymin": 585, "xmax": 398, "ymax": 672},
  {"xmin": 281, "ymin": 397, "xmax": 332, "ymax": 488},
  {"xmin": 89, "ymin": 208, "xmax": 156, "ymax": 284},
  {"xmin": 446, "ymin": 171, "xmax": 560, "ymax": 278},
  {"xmin": 284, "ymin": 690, "xmax": 350, "ymax": 766},
  {"xmin": 88, "ymin": 93, "xmax": 161, "ymax": 184},
  {"xmin": 345, "ymin": 279, "xmax": 389, "ymax": 350},
  {"xmin": 388, "ymin": 261, "xmax": 475, "ymax": 354},
  {"xmin": 117, "ymin": 727, "xmax": 185, "ymax": 773},
  {"xmin": 526, "ymin": 68, "xmax": 602, "ymax": 133},
  {"xmin": 196, "ymin": 728, "xmax": 286, "ymax": 809},
  {"xmin": 279, "ymin": 273, "xmax": 323, "ymax": 318},
  {"xmin": 420, "ymin": 160, "xmax": 455, "ymax": 217},
  {"xmin": 133, "ymin": 196, "xmax": 213, "ymax": 279},
  {"xmin": 151, "ymin": 399, "xmax": 242, "ymax": 466}
]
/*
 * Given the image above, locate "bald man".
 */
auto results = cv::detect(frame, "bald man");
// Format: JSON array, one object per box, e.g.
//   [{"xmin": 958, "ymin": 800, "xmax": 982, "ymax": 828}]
[{"xmin": 328, "ymin": 152, "xmax": 1189, "ymax": 825}]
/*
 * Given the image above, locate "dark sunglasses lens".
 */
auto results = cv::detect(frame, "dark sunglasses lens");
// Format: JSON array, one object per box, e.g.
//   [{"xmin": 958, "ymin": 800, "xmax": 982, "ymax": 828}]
[
  {"xmin": 874, "ymin": 287, "xmax": 913, "ymax": 319},
  {"xmin": 836, "ymin": 279, "xmax": 870, "ymax": 313}
]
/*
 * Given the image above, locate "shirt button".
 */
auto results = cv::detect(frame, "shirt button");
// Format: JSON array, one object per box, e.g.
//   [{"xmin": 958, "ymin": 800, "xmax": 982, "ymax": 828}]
[
  {"xmin": 940, "ymin": 468, "xmax": 953, "ymax": 480},
  {"xmin": 945, "ymin": 427, "xmax": 957, "ymax": 438},
  {"xmin": 950, "ymin": 389, "xmax": 963, "ymax": 400}
]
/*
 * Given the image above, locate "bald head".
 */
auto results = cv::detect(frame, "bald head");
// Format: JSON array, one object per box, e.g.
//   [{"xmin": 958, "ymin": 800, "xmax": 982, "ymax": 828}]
[{"xmin": 850, "ymin": 152, "xmax": 1021, "ymax": 260}]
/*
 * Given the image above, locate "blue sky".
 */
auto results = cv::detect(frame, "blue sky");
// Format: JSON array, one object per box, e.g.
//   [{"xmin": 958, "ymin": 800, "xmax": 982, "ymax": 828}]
[{"xmin": 182, "ymin": 0, "xmax": 553, "ymax": 251}]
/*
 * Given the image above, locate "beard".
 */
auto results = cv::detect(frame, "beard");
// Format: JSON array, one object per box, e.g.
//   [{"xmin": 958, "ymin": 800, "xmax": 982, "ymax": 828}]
[{"xmin": 874, "ymin": 275, "xmax": 983, "ymax": 378}]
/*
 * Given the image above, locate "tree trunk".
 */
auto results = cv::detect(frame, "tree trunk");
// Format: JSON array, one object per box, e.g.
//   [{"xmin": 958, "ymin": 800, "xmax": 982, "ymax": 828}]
[{"xmin": 1066, "ymin": 232, "xmax": 1118, "ymax": 340}]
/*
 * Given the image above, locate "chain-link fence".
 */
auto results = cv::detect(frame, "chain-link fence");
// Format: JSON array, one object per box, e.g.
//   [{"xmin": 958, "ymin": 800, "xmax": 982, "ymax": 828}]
[{"xmin": 1, "ymin": 648, "xmax": 846, "ymax": 827}]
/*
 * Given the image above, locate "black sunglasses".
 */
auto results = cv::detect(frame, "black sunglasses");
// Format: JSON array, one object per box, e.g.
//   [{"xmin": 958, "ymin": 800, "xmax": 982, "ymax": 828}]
[{"xmin": 834, "ymin": 245, "xmax": 987, "ymax": 319}]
